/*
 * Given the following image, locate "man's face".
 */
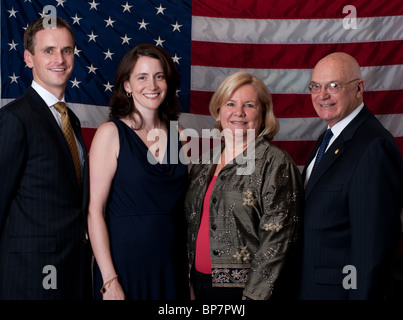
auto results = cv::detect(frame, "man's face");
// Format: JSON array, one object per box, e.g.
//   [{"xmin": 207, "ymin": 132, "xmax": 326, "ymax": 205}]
[
  {"xmin": 310, "ymin": 58, "xmax": 364, "ymax": 127},
  {"xmin": 24, "ymin": 27, "xmax": 74, "ymax": 99}
]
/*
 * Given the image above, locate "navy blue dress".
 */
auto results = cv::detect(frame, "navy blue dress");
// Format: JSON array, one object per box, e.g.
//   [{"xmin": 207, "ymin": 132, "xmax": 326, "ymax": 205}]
[{"xmin": 93, "ymin": 119, "xmax": 189, "ymax": 300}]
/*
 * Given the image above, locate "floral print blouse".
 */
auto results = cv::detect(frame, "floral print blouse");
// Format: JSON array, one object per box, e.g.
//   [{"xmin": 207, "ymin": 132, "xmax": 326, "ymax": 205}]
[{"xmin": 185, "ymin": 135, "xmax": 304, "ymax": 300}]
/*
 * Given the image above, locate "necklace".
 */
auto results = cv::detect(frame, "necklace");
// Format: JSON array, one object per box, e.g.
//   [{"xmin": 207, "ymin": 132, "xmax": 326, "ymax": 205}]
[
  {"xmin": 131, "ymin": 119, "xmax": 161, "ymax": 154},
  {"xmin": 140, "ymin": 119, "xmax": 161, "ymax": 135}
]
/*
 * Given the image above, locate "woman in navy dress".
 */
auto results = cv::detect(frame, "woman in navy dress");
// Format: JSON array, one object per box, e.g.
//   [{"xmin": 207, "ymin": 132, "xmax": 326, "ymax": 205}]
[{"xmin": 88, "ymin": 44, "xmax": 189, "ymax": 300}]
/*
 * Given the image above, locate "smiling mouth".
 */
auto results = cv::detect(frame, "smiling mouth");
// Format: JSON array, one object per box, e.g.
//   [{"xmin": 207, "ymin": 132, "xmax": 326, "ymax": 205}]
[
  {"xmin": 50, "ymin": 68, "xmax": 66, "ymax": 73},
  {"xmin": 230, "ymin": 121, "xmax": 248, "ymax": 125},
  {"xmin": 320, "ymin": 103, "xmax": 336, "ymax": 107},
  {"xmin": 144, "ymin": 93, "xmax": 159, "ymax": 99}
]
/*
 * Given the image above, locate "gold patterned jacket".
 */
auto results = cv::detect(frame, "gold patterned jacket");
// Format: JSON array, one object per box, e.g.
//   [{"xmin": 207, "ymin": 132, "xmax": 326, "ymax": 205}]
[{"xmin": 184, "ymin": 136, "xmax": 304, "ymax": 300}]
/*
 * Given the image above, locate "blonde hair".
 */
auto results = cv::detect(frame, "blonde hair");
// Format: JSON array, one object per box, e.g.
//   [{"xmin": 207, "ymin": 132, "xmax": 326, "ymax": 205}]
[{"xmin": 209, "ymin": 71, "xmax": 279, "ymax": 141}]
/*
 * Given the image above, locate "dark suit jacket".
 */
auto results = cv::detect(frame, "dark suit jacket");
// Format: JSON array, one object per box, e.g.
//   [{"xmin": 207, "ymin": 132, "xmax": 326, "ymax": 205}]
[
  {"xmin": 0, "ymin": 87, "xmax": 91, "ymax": 299},
  {"xmin": 298, "ymin": 105, "xmax": 403, "ymax": 300}
]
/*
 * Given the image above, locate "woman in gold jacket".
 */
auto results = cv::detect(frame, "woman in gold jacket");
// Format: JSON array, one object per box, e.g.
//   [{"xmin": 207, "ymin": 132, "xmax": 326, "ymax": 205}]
[{"xmin": 185, "ymin": 71, "xmax": 304, "ymax": 300}]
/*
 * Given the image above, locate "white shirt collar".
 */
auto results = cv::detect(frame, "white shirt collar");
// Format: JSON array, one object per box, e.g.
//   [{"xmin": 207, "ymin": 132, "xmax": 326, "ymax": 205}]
[
  {"xmin": 31, "ymin": 81, "xmax": 65, "ymax": 107},
  {"xmin": 304, "ymin": 102, "xmax": 364, "ymax": 187},
  {"xmin": 328, "ymin": 102, "xmax": 364, "ymax": 142}
]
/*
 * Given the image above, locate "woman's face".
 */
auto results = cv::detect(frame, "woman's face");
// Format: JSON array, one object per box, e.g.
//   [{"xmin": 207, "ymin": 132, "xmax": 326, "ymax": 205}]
[
  {"xmin": 218, "ymin": 84, "xmax": 263, "ymax": 140},
  {"xmin": 124, "ymin": 56, "xmax": 168, "ymax": 113}
]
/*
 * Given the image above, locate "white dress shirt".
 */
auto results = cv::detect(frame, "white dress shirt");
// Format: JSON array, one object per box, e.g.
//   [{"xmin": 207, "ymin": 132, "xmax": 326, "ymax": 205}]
[
  {"xmin": 304, "ymin": 103, "xmax": 364, "ymax": 186},
  {"xmin": 31, "ymin": 81, "xmax": 84, "ymax": 171}
]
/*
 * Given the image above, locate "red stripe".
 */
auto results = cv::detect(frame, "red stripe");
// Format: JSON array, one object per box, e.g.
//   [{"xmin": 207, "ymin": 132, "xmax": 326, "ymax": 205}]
[
  {"xmin": 271, "ymin": 140, "xmax": 317, "ymax": 166},
  {"xmin": 193, "ymin": 0, "xmax": 403, "ymax": 18},
  {"xmin": 274, "ymin": 137, "xmax": 403, "ymax": 166},
  {"xmin": 192, "ymin": 41, "xmax": 403, "ymax": 69},
  {"xmin": 190, "ymin": 90, "xmax": 403, "ymax": 118},
  {"xmin": 82, "ymin": 128, "xmax": 97, "ymax": 151}
]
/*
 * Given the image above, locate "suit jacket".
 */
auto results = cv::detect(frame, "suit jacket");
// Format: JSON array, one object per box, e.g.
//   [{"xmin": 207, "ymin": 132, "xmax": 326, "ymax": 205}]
[
  {"xmin": 0, "ymin": 87, "xmax": 91, "ymax": 299},
  {"xmin": 298, "ymin": 105, "xmax": 403, "ymax": 300}
]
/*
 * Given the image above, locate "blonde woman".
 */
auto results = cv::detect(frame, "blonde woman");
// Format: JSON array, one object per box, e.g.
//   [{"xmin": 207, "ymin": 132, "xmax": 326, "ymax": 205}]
[{"xmin": 185, "ymin": 71, "xmax": 304, "ymax": 300}]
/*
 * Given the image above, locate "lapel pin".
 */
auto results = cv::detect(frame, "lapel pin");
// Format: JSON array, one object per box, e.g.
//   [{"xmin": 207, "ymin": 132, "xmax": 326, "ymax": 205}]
[{"xmin": 335, "ymin": 149, "xmax": 339, "ymax": 154}]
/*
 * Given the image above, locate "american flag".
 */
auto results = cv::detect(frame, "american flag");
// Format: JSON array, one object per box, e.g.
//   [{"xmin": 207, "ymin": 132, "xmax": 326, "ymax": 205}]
[{"xmin": 1, "ymin": 0, "xmax": 403, "ymax": 169}]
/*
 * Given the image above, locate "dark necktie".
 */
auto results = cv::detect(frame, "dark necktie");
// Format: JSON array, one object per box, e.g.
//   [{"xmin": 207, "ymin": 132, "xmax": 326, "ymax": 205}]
[
  {"xmin": 54, "ymin": 102, "xmax": 82, "ymax": 186},
  {"xmin": 314, "ymin": 128, "xmax": 333, "ymax": 168}
]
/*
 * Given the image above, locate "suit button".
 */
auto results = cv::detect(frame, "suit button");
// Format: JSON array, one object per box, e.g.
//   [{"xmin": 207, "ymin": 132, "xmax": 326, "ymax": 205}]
[
  {"xmin": 211, "ymin": 224, "xmax": 217, "ymax": 231},
  {"xmin": 213, "ymin": 250, "xmax": 220, "ymax": 256},
  {"xmin": 212, "ymin": 197, "xmax": 217, "ymax": 204}
]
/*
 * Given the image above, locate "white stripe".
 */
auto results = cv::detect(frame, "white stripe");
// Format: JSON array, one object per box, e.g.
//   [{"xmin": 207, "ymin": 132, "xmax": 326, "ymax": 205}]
[
  {"xmin": 179, "ymin": 113, "xmax": 403, "ymax": 140},
  {"xmin": 192, "ymin": 15, "xmax": 403, "ymax": 44},
  {"xmin": 2, "ymin": 99, "xmax": 402, "ymax": 139},
  {"xmin": 191, "ymin": 64, "xmax": 403, "ymax": 93},
  {"xmin": 68, "ymin": 102, "xmax": 109, "ymax": 128},
  {"xmin": 0, "ymin": 99, "xmax": 109, "ymax": 128}
]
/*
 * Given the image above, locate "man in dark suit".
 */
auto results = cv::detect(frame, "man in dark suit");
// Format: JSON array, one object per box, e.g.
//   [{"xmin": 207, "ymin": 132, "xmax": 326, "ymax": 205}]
[
  {"xmin": 298, "ymin": 52, "xmax": 403, "ymax": 300},
  {"xmin": 0, "ymin": 17, "xmax": 91, "ymax": 299}
]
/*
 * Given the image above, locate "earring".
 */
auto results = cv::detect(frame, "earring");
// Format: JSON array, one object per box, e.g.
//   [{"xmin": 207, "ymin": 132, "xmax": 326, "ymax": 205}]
[{"xmin": 126, "ymin": 92, "xmax": 132, "ymax": 98}]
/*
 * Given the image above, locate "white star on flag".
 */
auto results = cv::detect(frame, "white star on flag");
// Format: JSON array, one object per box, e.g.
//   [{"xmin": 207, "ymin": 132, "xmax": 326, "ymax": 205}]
[
  {"xmin": 104, "ymin": 17, "xmax": 115, "ymax": 27},
  {"xmin": 171, "ymin": 21, "xmax": 182, "ymax": 32},
  {"xmin": 70, "ymin": 78, "xmax": 81, "ymax": 88},
  {"xmin": 8, "ymin": 40, "xmax": 18, "ymax": 51},
  {"xmin": 88, "ymin": 1, "xmax": 100, "ymax": 10},
  {"xmin": 87, "ymin": 31, "xmax": 98, "ymax": 42},
  {"xmin": 155, "ymin": 4, "xmax": 166, "ymax": 15},
  {"xmin": 138, "ymin": 19, "xmax": 149, "ymax": 30},
  {"xmin": 9, "ymin": 73, "xmax": 19, "ymax": 84},
  {"xmin": 103, "ymin": 49, "xmax": 114, "ymax": 60},
  {"xmin": 122, "ymin": 2, "xmax": 133, "ymax": 13}
]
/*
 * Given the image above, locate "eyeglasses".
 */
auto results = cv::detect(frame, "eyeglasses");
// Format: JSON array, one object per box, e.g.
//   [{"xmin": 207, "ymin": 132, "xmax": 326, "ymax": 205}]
[{"xmin": 308, "ymin": 78, "xmax": 361, "ymax": 94}]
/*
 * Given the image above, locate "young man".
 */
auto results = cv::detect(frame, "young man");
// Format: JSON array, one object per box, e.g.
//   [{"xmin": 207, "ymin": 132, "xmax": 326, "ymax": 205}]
[{"xmin": 0, "ymin": 17, "xmax": 91, "ymax": 299}]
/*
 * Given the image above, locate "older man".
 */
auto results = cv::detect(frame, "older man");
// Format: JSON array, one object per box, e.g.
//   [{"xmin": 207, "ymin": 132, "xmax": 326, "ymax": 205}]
[{"xmin": 298, "ymin": 52, "xmax": 403, "ymax": 300}]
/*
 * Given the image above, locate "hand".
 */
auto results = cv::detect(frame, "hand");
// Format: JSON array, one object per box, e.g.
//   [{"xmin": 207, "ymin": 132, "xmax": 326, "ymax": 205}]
[{"xmin": 102, "ymin": 279, "xmax": 126, "ymax": 300}]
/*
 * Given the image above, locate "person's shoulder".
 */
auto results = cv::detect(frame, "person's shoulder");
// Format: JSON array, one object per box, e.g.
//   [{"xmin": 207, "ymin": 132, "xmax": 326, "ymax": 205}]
[
  {"xmin": 95, "ymin": 120, "xmax": 119, "ymax": 137},
  {"xmin": 1, "ymin": 92, "xmax": 30, "ymax": 112},
  {"xmin": 256, "ymin": 137, "xmax": 294, "ymax": 164},
  {"xmin": 349, "ymin": 112, "xmax": 396, "ymax": 152},
  {"xmin": 90, "ymin": 121, "xmax": 120, "ymax": 154}
]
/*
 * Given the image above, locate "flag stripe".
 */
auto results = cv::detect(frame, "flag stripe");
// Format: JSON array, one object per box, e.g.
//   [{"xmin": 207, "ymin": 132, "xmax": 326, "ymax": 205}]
[
  {"xmin": 191, "ymin": 41, "xmax": 403, "ymax": 69},
  {"xmin": 192, "ymin": 15, "xmax": 403, "ymax": 44},
  {"xmin": 190, "ymin": 65, "xmax": 403, "ymax": 93},
  {"xmin": 192, "ymin": 0, "xmax": 403, "ymax": 18},
  {"xmin": 190, "ymin": 90, "xmax": 403, "ymax": 117}
]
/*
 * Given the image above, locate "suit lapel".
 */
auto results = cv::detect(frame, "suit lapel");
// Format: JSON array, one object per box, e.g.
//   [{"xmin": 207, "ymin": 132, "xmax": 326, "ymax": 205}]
[
  {"xmin": 305, "ymin": 138, "xmax": 345, "ymax": 198},
  {"xmin": 302, "ymin": 136, "xmax": 322, "ymax": 179},
  {"xmin": 26, "ymin": 87, "xmax": 64, "ymax": 139},
  {"xmin": 304, "ymin": 105, "xmax": 372, "ymax": 199}
]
